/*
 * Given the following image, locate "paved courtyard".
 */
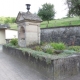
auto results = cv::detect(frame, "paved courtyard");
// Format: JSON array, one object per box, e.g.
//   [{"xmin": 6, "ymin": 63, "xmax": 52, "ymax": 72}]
[
  {"xmin": 0, "ymin": 49, "xmax": 80, "ymax": 80},
  {"xmin": 0, "ymin": 45, "xmax": 2, "ymax": 50},
  {"xmin": 0, "ymin": 50, "xmax": 48, "ymax": 80}
]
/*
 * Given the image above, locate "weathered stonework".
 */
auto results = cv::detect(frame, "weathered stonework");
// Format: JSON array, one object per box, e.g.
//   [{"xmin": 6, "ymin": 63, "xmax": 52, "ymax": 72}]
[
  {"xmin": 3, "ymin": 45, "xmax": 80, "ymax": 80},
  {"xmin": 41, "ymin": 26, "xmax": 80, "ymax": 45},
  {"xmin": 16, "ymin": 11, "xmax": 42, "ymax": 47}
]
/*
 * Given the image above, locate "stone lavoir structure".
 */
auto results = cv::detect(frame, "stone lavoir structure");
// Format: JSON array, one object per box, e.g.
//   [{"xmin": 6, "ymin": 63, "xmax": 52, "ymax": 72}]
[{"xmin": 16, "ymin": 4, "xmax": 42, "ymax": 47}]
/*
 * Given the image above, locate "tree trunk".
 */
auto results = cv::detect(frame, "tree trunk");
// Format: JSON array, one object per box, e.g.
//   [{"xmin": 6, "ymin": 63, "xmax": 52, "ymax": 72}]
[{"xmin": 46, "ymin": 21, "xmax": 49, "ymax": 28}]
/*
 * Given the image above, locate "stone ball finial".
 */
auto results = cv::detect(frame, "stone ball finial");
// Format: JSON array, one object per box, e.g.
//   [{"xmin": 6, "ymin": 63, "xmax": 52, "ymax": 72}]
[{"xmin": 26, "ymin": 4, "xmax": 31, "ymax": 11}]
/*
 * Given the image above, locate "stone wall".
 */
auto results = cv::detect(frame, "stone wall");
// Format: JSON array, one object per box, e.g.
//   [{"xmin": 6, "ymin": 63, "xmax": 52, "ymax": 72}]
[
  {"xmin": 41, "ymin": 26, "xmax": 80, "ymax": 45},
  {"xmin": 3, "ymin": 45, "xmax": 80, "ymax": 80}
]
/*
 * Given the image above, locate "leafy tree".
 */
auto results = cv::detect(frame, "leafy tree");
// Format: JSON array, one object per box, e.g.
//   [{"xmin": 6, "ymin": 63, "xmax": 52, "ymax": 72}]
[
  {"xmin": 66, "ymin": 0, "xmax": 80, "ymax": 17},
  {"xmin": 38, "ymin": 3, "xmax": 55, "ymax": 27},
  {"xmin": 4, "ymin": 17, "xmax": 10, "ymax": 23},
  {"xmin": 0, "ymin": 17, "xmax": 16, "ymax": 23},
  {"xmin": 11, "ymin": 17, "xmax": 16, "ymax": 23}
]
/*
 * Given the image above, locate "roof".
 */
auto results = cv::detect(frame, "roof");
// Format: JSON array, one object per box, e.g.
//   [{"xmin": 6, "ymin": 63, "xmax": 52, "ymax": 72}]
[
  {"xmin": 16, "ymin": 11, "xmax": 42, "ymax": 22},
  {"xmin": 0, "ymin": 24, "xmax": 10, "ymax": 29}
]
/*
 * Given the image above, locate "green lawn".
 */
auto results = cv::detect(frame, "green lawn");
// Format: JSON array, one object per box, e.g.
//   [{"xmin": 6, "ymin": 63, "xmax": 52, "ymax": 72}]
[
  {"xmin": 0, "ymin": 16, "xmax": 80, "ymax": 30},
  {"xmin": 40, "ymin": 16, "xmax": 80, "ymax": 28}
]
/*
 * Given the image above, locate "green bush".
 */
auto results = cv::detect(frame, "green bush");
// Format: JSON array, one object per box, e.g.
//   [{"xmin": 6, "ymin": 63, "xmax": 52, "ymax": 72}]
[
  {"xmin": 50, "ymin": 42, "xmax": 66, "ymax": 50},
  {"xmin": 10, "ymin": 38, "xmax": 18, "ymax": 46}
]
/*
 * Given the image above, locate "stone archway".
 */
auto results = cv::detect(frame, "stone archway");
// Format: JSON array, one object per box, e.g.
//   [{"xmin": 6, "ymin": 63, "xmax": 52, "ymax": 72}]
[
  {"xmin": 19, "ymin": 26, "xmax": 25, "ymax": 40},
  {"xmin": 18, "ymin": 26, "xmax": 26, "ymax": 47}
]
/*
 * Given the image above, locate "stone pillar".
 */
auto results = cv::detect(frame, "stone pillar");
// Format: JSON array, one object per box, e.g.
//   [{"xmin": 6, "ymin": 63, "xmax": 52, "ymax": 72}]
[{"xmin": 25, "ymin": 22, "xmax": 41, "ymax": 46}]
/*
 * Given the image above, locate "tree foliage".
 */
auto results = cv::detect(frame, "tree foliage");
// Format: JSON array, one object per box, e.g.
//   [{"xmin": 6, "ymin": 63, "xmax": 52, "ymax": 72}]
[
  {"xmin": 0, "ymin": 17, "xmax": 16, "ymax": 23},
  {"xmin": 38, "ymin": 3, "xmax": 55, "ymax": 27},
  {"xmin": 66, "ymin": 0, "xmax": 80, "ymax": 17}
]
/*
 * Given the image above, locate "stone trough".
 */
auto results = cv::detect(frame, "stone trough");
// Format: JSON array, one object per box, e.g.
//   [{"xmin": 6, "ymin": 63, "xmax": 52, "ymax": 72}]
[{"xmin": 3, "ymin": 45, "xmax": 80, "ymax": 80}]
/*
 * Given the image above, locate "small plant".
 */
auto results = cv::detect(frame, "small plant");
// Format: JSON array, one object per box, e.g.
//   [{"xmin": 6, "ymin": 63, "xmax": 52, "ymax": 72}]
[
  {"xmin": 33, "ymin": 46, "xmax": 42, "ymax": 51},
  {"xmin": 41, "ymin": 44, "xmax": 54, "ymax": 54},
  {"xmin": 62, "ymin": 50, "xmax": 76, "ymax": 54},
  {"xmin": 50, "ymin": 42, "xmax": 66, "ymax": 50},
  {"xmin": 10, "ymin": 38, "xmax": 18, "ymax": 46},
  {"xmin": 40, "ymin": 41, "xmax": 44, "ymax": 45},
  {"xmin": 68, "ymin": 46, "xmax": 80, "ymax": 52},
  {"xmin": 45, "ymin": 48, "xmax": 54, "ymax": 54}
]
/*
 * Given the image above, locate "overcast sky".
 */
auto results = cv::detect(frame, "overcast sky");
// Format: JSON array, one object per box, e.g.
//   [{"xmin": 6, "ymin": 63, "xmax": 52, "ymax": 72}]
[{"xmin": 0, "ymin": 0, "xmax": 68, "ymax": 19}]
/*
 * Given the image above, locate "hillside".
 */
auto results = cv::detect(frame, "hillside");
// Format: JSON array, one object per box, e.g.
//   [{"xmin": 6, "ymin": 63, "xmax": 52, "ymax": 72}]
[
  {"xmin": 41, "ymin": 16, "xmax": 80, "ymax": 28},
  {"xmin": 0, "ymin": 16, "xmax": 80, "ymax": 30}
]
